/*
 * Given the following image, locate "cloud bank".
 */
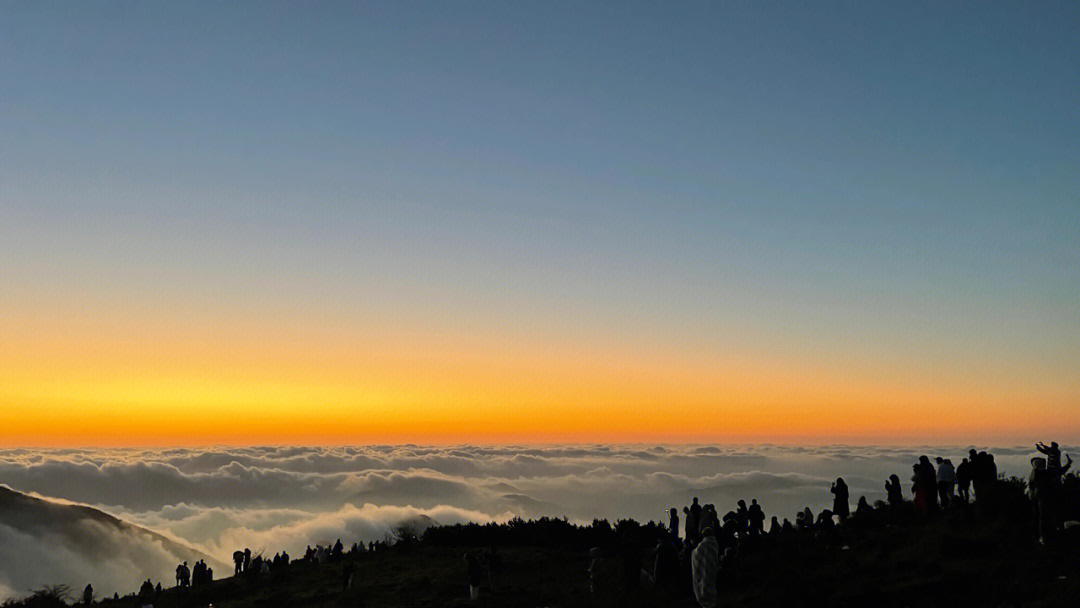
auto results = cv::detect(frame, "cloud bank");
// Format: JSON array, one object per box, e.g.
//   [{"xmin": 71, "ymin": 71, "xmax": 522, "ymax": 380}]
[{"xmin": 0, "ymin": 443, "xmax": 1060, "ymax": 600}]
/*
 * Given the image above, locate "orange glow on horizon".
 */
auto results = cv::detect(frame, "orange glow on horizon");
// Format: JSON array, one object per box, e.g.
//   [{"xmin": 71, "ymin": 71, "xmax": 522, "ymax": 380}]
[{"xmin": 3, "ymin": 307, "xmax": 1077, "ymax": 447}]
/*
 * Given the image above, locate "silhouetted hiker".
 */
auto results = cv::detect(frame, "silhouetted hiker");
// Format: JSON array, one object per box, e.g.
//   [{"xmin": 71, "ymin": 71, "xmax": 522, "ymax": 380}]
[
  {"xmin": 244, "ymin": 548, "xmax": 252, "ymax": 572},
  {"xmin": 702, "ymin": 504, "xmax": 720, "ymax": 539},
  {"xmin": 936, "ymin": 458, "xmax": 956, "ymax": 507},
  {"xmin": 748, "ymin": 499, "xmax": 765, "ymax": 536},
  {"xmin": 191, "ymin": 560, "xmax": 203, "ymax": 587},
  {"xmin": 1023, "ymin": 457, "xmax": 1058, "ymax": 546},
  {"xmin": 735, "ymin": 500, "xmax": 749, "ymax": 536},
  {"xmin": 333, "ymin": 538, "xmax": 344, "ymax": 561},
  {"xmin": 956, "ymin": 458, "xmax": 972, "ymax": 502},
  {"xmin": 782, "ymin": 518, "xmax": 794, "ymax": 533},
  {"xmin": 886, "ymin": 474, "xmax": 903, "ymax": 508},
  {"xmin": 1038, "ymin": 442, "xmax": 1063, "ymax": 474},
  {"xmin": 669, "ymin": 507, "xmax": 680, "ymax": 541},
  {"xmin": 250, "ymin": 555, "xmax": 264, "ymax": 577},
  {"xmin": 82, "ymin": 584, "xmax": 93, "ymax": 605},
  {"xmin": 690, "ymin": 497, "xmax": 703, "ymax": 543},
  {"xmin": 969, "ymin": 449, "xmax": 986, "ymax": 499},
  {"xmin": 176, "ymin": 561, "xmax": 189, "ymax": 587},
  {"xmin": 855, "ymin": 496, "xmax": 872, "ymax": 518},
  {"xmin": 464, "ymin": 552, "xmax": 483, "ymax": 600},
  {"xmin": 691, "ymin": 528, "xmax": 719, "ymax": 608},
  {"xmin": 769, "ymin": 515, "xmax": 780, "ymax": 535},
  {"xmin": 233, "ymin": 549, "xmax": 245, "ymax": 575},
  {"xmin": 155, "ymin": 582, "xmax": 162, "ymax": 594},
  {"xmin": 816, "ymin": 509, "xmax": 835, "ymax": 532},
  {"xmin": 139, "ymin": 579, "xmax": 154, "ymax": 597},
  {"xmin": 913, "ymin": 457, "xmax": 937, "ymax": 514},
  {"xmin": 831, "ymin": 478, "xmax": 850, "ymax": 520},
  {"xmin": 281, "ymin": 550, "xmax": 289, "ymax": 566}
]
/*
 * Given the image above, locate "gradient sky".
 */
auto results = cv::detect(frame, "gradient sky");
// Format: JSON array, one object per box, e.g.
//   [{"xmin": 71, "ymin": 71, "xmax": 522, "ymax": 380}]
[{"xmin": 2, "ymin": 1, "xmax": 1079, "ymax": 446}]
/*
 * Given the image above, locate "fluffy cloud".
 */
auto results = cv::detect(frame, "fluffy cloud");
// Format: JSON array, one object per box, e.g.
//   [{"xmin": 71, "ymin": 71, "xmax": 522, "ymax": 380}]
[{"xmin": 0, "ymin": 443, "xmax": 1059, "ymax": 600}]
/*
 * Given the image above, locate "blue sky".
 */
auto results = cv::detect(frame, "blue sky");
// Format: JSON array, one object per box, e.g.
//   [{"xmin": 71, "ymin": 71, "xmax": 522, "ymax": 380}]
[{"xmin": 2, "ymin": 1, "xmax": 1079, "ymax": 442}]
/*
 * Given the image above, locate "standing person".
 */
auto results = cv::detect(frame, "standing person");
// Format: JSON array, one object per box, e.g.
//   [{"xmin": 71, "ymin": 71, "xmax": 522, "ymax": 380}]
[
  {"xmin": 886, "ymin": 474, "xmax": 903, "ymax": 508},
  {"xmin": 936, "ymin": 458, "xmax": 956, "ymax": 507},
  {"xmin": 969, "ymin": 449, "xmax": 986, "ymax": 500},
  {"xmin": 82, "ymin": 584, "xmax": 93, "ymax": 606},
  {"xmin": 916, "ymin": 456, "xmax": 938, "ymax": 513},
  {"xmin": 748, "ymin": 499, "xmax": 765, "ymax": 536},
  {"xmin": 956, "ymin": 458, "xmax": 972, "ymax": 503},
  {"xmin": 669, "ymin": 507, "xmax": 680, "ymax": 542},
  {"xmin": 233, "ymin": 550, "xmax": 244, "ymax": 576},
  {"xmin": 1037, "ymin": 442, "xmax": 1063, "ymax": 475},
  {"xmin": 690, "ymin": 497, "xmax": 703, "ymax": 542},
  {"xmin": 1029, "ymin": 457, "xmax": 1059, "ymax": 545},
  {"xmin": 691, "ymin": 528, "xmax": 719, "ymax": 608},
  {"xmin": 831, "ymin": 478, "xmax": 850, "ymax": 520}
]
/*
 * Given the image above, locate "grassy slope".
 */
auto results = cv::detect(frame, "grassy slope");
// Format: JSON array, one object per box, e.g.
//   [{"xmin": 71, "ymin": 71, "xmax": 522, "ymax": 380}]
[{"xmin": 89, "ymin": 510, "xmax": 1080, "ymax": 608}]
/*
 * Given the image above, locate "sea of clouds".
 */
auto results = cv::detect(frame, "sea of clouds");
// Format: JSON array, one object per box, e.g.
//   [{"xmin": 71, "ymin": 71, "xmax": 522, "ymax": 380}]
[{"xmin": 0, "ymin": 444, "xmax": 1064, "ymax": 600}]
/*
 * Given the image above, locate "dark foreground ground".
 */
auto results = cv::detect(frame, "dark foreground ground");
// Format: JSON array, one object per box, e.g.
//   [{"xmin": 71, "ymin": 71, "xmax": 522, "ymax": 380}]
[{"xmin": 40, "ymin": 509, "xmax": 1080, "ymax": 608}]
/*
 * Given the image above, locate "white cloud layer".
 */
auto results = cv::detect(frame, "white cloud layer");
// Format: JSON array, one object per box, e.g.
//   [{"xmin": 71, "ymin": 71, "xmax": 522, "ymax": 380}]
[{"xmin": 0, "ymin": 443, "xmax": 1065, "ymax": 600}]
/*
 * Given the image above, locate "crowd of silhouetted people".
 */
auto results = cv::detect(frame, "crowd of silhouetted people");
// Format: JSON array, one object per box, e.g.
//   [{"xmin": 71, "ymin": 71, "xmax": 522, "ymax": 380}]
[
  {"xmin": 69, "ymin": 442, "xmax": 1080, "ymax": 607},
  {"xmin": 582, "ymin": 442, "xmax": 1080, "ymax": 608}
]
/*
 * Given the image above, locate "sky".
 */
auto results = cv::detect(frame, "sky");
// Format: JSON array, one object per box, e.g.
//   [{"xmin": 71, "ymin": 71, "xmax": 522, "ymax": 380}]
[{"xmin": 2, "ymin": 1, "xmax": 1079, "ymax": 445}]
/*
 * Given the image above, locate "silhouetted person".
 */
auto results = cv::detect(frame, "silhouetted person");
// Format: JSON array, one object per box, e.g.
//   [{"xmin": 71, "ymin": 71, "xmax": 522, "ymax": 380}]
[
  {"xmin": 936, "ymin": 457, "xmax": 955, "ymax": 507},
  {"xmin": 82, "ymin": 584, "xmax": 93, "ymax": 605},
  {"xmin": 689, "ymin": 497, "xmax": 703, "ymax": 543},
  {"xmin": 1037, "ymin": 442, "xmax": 1062, "ymax": 474},
  {"xmin": 668, "ymin": 507, "xmax": 680, "ymax": 541},
  {"xmin": 333, "ymin": 538, "xmax": 344, "ymax": 561},
  {"xmin": 831, "ymin": 478, "xmax": 849, "ymax": 520},
  {"xmin": 855, "ymin": 496, "xmax": 872, "ymax": 518},
  {"xmin": 769, "ymin": 515, "xmax": 780, "ymax": 535},
  {"xmin": 1029, "ymin": 457, "xmax": 1060, "ymax": 544},
  {"xmin": 139, "ymin": 579, "xmax": 154, "ymax": 597},
  {"xmin": 956, "ymin": 458, "xmax": 972, "ymax": 502},
  {"xmin": 691, "ymin": 528, "xmax": 719, "ymax": 608},
  {"xmin": 748, "ymin": 499, "xmax": 765, "ymax": 536},
  {"xmin": 816, "ymin": 509, "xmax": 835, "ymax": 532},
  {"xmin": 886, "ymin": 474, "xmax": 903, "ymax": 508},
  {"xmin": 735, "ymin": 500, "xmax": 749, "ymax": 537},
  {"xmin": 234, "ymin": 550, "xmax": 245, "ymax": 575},
  {"xmin": 244, "ymin": 548, "xmax": 252, "ymax": 573},
  {"xmin": 969, "ymin": 449, "xmax": 986, "ymax": 499},
  {"xmin": 913, "ymin": 457, "xmax": 937, "ymax": 514}
]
